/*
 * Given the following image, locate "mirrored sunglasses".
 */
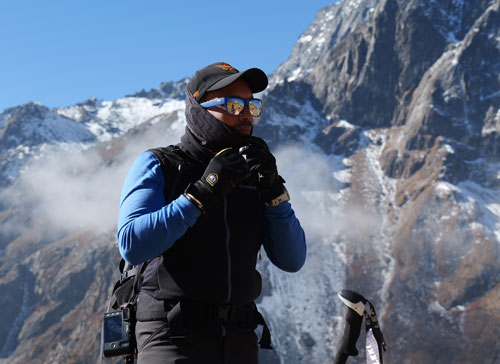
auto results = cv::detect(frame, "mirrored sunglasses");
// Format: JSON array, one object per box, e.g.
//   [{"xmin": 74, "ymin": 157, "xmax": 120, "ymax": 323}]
[{"xmin": 200, "ymin": 97, "xmax": 263, "ymax": 117}]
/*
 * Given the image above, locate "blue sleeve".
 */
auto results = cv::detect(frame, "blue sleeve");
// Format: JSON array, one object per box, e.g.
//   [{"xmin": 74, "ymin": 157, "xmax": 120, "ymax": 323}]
[
  {"xmin": 117, "ymin": 152, "xmax": 202, "ymax": 265},
  {"xmin": 262, "ymin": 202, "xmax": 306, "ymax": 272}
]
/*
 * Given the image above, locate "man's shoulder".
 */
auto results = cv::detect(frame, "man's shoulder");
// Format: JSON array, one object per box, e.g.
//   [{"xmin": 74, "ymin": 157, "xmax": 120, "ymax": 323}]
[{"xmin": 147, "ymin": 145, "xmax": 187, "ymax": 165}]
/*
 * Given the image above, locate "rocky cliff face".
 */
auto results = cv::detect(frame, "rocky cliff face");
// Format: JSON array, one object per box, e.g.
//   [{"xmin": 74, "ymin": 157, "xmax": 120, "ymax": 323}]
[
  {"xmin": 258, "ymin": 1, "xmax": 500, "ymax": 363},
  {"xmin": 1, "ymin": 0, "xmax": 499, "ymax": 363}
]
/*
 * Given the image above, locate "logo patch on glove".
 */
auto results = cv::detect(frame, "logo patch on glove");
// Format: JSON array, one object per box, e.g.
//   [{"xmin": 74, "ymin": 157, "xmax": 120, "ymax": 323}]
[{"xmin": 206, "ymin": 173, "xmax": 219, "ymax": 186}]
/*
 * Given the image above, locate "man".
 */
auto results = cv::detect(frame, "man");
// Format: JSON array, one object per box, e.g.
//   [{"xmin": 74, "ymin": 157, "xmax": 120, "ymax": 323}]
[{"xmin": 117, "ymin": 62, "xmax": 306, "ymax": 363}]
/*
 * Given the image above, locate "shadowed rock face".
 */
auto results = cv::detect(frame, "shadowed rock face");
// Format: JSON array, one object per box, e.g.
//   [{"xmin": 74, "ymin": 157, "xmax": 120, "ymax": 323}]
[{"xmin": 1, "ymin": 0, "xmax": 500, "ymax": 363}]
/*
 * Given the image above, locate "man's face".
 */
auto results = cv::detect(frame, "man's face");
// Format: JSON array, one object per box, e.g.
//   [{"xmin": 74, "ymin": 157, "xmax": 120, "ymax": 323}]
[{"xmin": 202, "ymin": 79, "xmax": 254, "ymax": 136}]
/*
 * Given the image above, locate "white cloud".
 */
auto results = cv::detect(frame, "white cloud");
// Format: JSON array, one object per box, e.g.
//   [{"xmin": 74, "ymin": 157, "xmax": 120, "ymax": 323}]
[{"xmin": 1, "ymin": 119, "xmax": 184, "ymax": 238}]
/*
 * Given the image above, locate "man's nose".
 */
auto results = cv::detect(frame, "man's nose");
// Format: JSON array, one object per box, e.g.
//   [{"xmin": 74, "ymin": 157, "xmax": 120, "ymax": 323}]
[{"xmin": 239, "ymin": 105, "xmax": 253, "ymax": 122}]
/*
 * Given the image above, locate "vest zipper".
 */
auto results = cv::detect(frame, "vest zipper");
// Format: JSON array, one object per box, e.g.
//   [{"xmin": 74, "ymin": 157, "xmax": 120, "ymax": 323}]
[
  {"xmin": 223, "ymin": 197, "xmax": 232, "ymax": 303},
  {"xmin": 169, "ymin": 163, "xmax": 183, "ymax": 202}
]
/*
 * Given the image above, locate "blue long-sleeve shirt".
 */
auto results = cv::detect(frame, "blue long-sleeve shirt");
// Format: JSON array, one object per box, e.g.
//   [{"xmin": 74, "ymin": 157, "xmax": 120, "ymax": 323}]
[{"xmin": 117, "ymin": 151, "xmax": 306, "ymax": 272}]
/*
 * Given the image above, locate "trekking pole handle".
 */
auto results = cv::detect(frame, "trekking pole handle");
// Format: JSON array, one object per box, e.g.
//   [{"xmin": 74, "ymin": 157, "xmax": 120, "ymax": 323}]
[{"xmin": 334, "ymin": 290, "xmax": 367, "ymax": 364}]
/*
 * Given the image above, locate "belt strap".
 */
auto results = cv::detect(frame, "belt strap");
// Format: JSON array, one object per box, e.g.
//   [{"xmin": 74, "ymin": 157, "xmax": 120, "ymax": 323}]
[
  {"xmin": 166, "ymin": 300, "xmax": 273, "ymax": 349},
  {"xmin": 207, "ymin": 302, "xmax": 255, "ymax": 326}
]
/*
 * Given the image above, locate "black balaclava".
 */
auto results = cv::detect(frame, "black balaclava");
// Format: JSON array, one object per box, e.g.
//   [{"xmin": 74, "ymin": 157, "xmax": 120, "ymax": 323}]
[{"xmin": 178, "ymin": 91, "xmax": 252, "ymax": 164}]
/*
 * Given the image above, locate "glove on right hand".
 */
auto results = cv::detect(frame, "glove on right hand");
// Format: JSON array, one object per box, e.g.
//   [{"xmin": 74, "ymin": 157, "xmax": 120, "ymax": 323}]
[{"xmin": 185, "ymin": 148, "xmax": 249, "ymax": 213}]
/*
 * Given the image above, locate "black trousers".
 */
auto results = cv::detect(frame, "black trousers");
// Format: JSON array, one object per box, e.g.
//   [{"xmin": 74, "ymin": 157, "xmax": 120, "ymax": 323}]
[{"xmin": 135, "ymin": 320, "xmax": 259, "ymax": 364}]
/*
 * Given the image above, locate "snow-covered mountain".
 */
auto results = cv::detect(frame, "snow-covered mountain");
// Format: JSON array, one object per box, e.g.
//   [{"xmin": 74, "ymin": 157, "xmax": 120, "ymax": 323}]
[
  {"xmin": 0, "ymin": 80, "xmax": 188, "ymax": 187},
  {"xmin": 1, "ymin": 0, "xmax": 499, "ymax": 363}
]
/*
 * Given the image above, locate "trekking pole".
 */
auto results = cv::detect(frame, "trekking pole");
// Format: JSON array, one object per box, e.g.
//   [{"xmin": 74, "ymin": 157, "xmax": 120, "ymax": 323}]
[{"xmin": 334, "ymin": 290, "xmax": 387, "ymax": 364}]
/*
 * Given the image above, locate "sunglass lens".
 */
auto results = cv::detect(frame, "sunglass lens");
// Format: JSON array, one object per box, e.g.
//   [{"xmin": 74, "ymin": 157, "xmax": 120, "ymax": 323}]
[
  {"xmin": 226, "ymin": 98, "xmax": 245, "ymax": 115},
  {"xmin": 248, "ymin": 99, "xmax": 262, "ymax": 117}
]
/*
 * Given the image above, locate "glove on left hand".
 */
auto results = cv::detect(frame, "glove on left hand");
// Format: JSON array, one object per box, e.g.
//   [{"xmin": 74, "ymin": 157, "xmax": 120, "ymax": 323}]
[{"xmin": 240, "ymin": 137, "xmax": 287, "ymax": 203}]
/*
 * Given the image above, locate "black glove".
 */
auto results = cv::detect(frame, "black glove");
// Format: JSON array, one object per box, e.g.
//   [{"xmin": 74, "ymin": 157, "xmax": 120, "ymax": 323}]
[
  {"xmin": 184, "ymin": 147, "xmax": 249, "ymax": 213},
  {"xmin": 240, "ymin": 137, "xmax": 289, "ymax": 205}
]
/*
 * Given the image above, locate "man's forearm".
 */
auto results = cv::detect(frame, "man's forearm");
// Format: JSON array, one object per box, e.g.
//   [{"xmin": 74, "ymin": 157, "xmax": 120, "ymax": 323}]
[
  {"xmin": 118, "ymin": 195, "xmax": 201, "ymax": 265},
  {"xmin": 263, "ymin": 202, "xmax": 306, "ymax": 272}
]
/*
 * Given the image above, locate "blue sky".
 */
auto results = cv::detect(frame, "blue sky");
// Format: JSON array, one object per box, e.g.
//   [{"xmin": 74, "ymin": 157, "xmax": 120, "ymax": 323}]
[{"xmin": 0, "ymin": 0, "xmax": 338, "ymax": 113}]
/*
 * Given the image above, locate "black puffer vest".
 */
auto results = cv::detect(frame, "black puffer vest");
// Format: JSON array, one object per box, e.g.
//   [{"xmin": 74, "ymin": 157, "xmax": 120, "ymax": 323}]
[{"xmin": 138, "ymin": 92, "xmax": 267, "ymax": 312}]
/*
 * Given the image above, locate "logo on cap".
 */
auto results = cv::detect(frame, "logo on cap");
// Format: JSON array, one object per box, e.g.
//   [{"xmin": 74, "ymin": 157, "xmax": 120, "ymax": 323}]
[
  {"xmin": 215, "ymin": 63, "xmax": 237, "ymax": 72},
  {"xmin": 206, "ymin": 173, "xmax": 219, "ymax": 186}
]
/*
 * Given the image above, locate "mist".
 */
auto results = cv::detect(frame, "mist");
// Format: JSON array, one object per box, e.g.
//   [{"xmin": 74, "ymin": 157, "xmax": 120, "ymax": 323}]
[{"xmin": 0, "ymin": 120, "xmax": 184, "ymax": 239}]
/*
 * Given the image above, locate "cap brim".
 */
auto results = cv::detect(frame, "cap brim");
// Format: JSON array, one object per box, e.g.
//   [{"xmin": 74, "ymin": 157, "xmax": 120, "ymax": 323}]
[{"xmin": 207, "ymin": 68, "xmax": 268, "ymax": 94}]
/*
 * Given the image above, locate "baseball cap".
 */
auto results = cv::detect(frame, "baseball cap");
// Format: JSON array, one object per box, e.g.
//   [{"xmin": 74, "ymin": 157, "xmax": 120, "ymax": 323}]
[{"xmin": 187, "ymin": 62, "xmax": 268, "ymax": 102}]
